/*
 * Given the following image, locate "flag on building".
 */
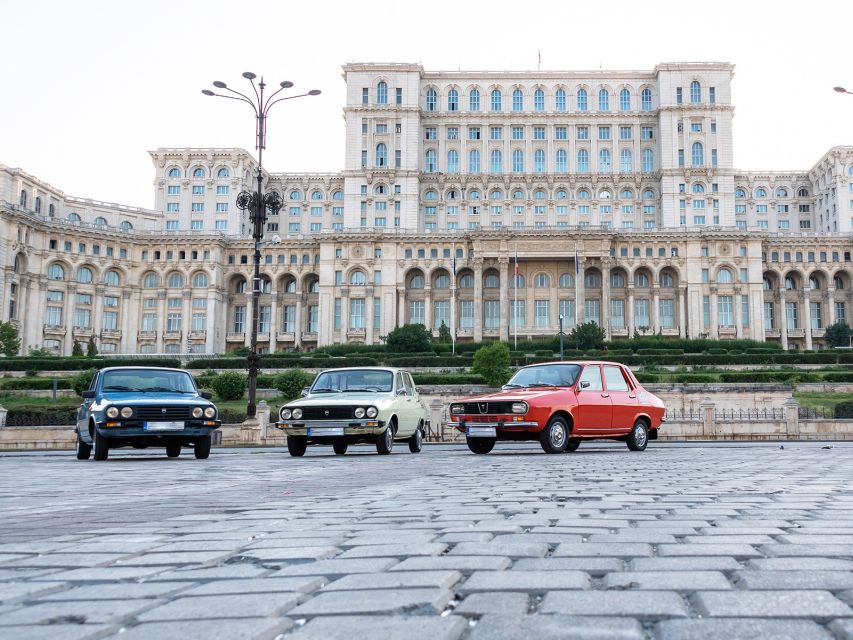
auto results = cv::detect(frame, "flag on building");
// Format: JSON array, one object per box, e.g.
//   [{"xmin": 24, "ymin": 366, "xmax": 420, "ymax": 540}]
[
  {"xmin": 575, "ymin": 249, "xmax": 580, "ymax": 275},
  {"xmin": 452, "ymin": 252, "xmax": 457, "ymax": 277}
]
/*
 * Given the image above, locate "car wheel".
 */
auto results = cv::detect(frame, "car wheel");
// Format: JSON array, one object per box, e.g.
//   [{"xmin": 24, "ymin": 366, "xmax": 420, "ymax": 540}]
[
  {"xmin": 333, "ymin": 441, "xmax": 348, "ymax": 455},
  {"xmin": 287, "ymin": 436, "xmax": 307, "ymax": 457},
  {"xmin": 626, "ymin": 420, "xmax": 649, "ymax": 451},
  {"xmin": 75, "ymin": 433, "xmax": 92, "ymax": 460},
  {"xmin": 376, "ymin": 423, "xmax": 394, "ymax": 455},
  {"xmin": 565, "ymin": 438, "xmax": 581, "ymax": 453},
  {"xmin": 166, "ymin": 441, "xmax": 181, "ymax": 458},
  {"xmin": 194, "ymin": 435, "xmax": 212, "ymax": 459},
  {"xmin": 93, "ymin": 428, "xmax": 109, "ymax": 461},
  {"xmin": 466, "ymin": 437, "xmax": 495, "ymax": 454},
  {"xmin": 408, "ymin": 424, "xmax": 423, "ymax": 453},
  {"xmin": 540, "ymin": 416, "xmax": 569, "ymax": 454}
]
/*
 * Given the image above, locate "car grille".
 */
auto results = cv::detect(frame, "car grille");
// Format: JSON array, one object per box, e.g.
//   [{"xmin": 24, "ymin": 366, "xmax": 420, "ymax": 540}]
[
  {"xmin": 300, "ymin": 406, "xmax": 354, "ymax": 420},
  {"xmin": 460, "ymin": 401, "xmax": 516, "ymax": 415},
  {"xmin": 136, "ymin": 406, "xmax": 192, "ymax": 421}
]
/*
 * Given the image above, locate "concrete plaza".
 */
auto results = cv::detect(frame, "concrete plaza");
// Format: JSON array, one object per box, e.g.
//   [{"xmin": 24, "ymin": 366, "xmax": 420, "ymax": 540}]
[{"xmin": 1, "ymin": 442, "xmax": 852, "ymax": 639}]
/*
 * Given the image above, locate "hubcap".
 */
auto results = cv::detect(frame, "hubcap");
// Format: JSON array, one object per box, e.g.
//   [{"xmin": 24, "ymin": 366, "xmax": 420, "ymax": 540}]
[
  {"xmin": 551, "ymin": 423, "xmax": 566, "ymax": 447},
  {"xmin": 416, "ymin": 429, "xmax": 422, "ymax": 446},
  {"xmin": 635, "ymin": 425, "xmax": 647, "ymax": 446},
  {"xmin": 386, "ymin": 428, "xmax": 393, "ymax": 448}
]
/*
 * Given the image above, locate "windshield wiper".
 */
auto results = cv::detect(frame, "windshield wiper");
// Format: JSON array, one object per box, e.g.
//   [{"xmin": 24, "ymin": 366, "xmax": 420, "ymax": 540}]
[
  {"xmin": 502, "ymin": 383, "xmax": 523, "ymax": 389},
  {"xmin": 524, "ymin": 383, "xmax": 557, "ymax": 388},
  {"xmin": 310, "ymin": 388, "xmax": 340, "ymax": 393},
  {"xmin": 140, "ymin": 386, "xmax": 193, "ymax": 393},
  {"xmin": 103, "ymin": 385, "xmax": 143, "ymax": 392},
  {"xmin": 341, "ymin": 387, "xmax": 379, "ymax": 393}
]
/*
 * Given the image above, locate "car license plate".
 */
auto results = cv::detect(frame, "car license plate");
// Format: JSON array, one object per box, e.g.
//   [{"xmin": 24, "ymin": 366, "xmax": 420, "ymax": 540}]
[
  {"xmin": 466, "ymin": 426, "xmax": 496, "ymax": 438},
  {"xmin": 308, "ymin": 427, "xmax": 345, "ymax": 436},
  {"xmin": 144, "ymin": 421, "xmax": 185, "ymax": 431}
]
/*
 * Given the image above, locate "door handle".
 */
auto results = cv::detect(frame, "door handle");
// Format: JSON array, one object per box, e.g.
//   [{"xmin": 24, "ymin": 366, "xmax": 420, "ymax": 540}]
[
  {"xmin": 628, "ymin": 394, "xmax": 636, "ymax": 399},
  {"xmin": 601, "ymin": 393, "xmax": 609, "ymax": 398}
]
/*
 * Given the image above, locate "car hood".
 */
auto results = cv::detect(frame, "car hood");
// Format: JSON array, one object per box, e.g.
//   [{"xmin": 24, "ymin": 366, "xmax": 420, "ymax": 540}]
[
  {"xmin": 286, "ymin": 393, "xmax": 394, "ymax": 407},
  {"xmin": 454, "ymin": 388, "xmax": 574, "ymax": 404},
  {"xmin": 99, "ymin": 392, "xmax": 211, "ymax": 406}
]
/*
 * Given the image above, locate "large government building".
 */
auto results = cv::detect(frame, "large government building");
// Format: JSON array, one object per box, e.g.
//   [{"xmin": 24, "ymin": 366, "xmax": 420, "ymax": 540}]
[{"xmin": 1, "ymin": 62, "xmax": 851, "ymax": 356}]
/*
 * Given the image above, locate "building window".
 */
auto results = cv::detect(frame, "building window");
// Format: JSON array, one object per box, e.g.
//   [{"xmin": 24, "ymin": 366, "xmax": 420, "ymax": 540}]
[
  {"xmin": 377, "ymin": 81, "xmax": 388, "ymax": 104},
  {"xmin": 641, "ymin": 88, "xmax": 652, "ymax": 111},
  {"xmin": 598, "ymin": 88, "xmax": 609, "ymax": 111},
  {"xmin": 512, "ymin": 88, "xmax": 523, "ymax": 111},
  {"xmin": 555, "ymin": 88, "xmax": 566, "ymax": 111},
  {"xmin": 619, "ymin": 88, "xmax": 630, "ymax": 111},
  {"xmin": 491, "ymin": 89, "xmax": 502, "ymax": 111},
  {"xmin": 447, "ymin": 88, "xmax": 458, "ymax": 111},
  {"xmin": 690, "ymin": 81, "xmax": 701, "ymax": 103},
  {"xmin": 425, "ymin": 88, "xmax": 437, "ymax": 111},
  {"xmin": 718, "ymin": 295, "xmax": 733, "ymax": 326},
  {"xmin": 469, "ymin": 89, "xmax": 480, "ymax": 111}
]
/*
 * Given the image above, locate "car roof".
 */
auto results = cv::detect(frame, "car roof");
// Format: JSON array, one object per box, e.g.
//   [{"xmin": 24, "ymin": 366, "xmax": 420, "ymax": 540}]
[
  {"xmin": 316, "ymin": 367, "xmax": 402, "ymax": 373},
  {"xmin": 99, "ymin": 366, "xmax": 190, "ymax": 373},
  {"xmin": 521, "ymin": 361, "xmax": 627, "ymax": 368}
]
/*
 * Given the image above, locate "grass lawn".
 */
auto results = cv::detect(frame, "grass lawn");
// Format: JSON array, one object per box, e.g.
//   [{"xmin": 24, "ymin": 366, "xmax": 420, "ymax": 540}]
[{"xmin": 793, "ymin": 392, "xmax": 853, "ymax": 411}]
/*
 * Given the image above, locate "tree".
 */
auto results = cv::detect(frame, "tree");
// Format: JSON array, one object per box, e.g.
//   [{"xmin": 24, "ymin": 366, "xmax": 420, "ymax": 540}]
[
  {"xmin": 437, "ymin": 321, "xmax": 452, "ymax": 343},
  {"xmin": 232, "ymin": 346, "xmax": 250, "ymax": 357},
  {"xmin": 71, "ymin": 341, "xmax": 85, "ymax": 357},
  {"xmin": 27, "ymin": 347, "xmax": 54, "ymax": 357},
  {"xmin": 825, "ymin": 321, "xmax": 852, "ymax": 349},
  {"xmin": 0, "ymin": 322, "xmax": 20, "ymax": 357},
  {"xmin": 86, "ymin": 336, "xmax": 98, "ymax": 357},
  {"xmin": 567, "ymin": 322, "xmax": 606, "ymax": 351},
  {"xmin": 274, "ymin": 369, "xmax": 315, "ymax": 401},
  {"xmin": 211, "ymin": 372, "xmax": 247, "ymax": 401},
  {"xmin": 72, "ymin": 368, "xmax": 98, "ymax": 396},
  {"xmin": 385, "ymin": 324, "xmax": 432, "ymax": 353},
  {"xmin": 472, "ymin": 342, "xmax": 512, "ymax": 388}
]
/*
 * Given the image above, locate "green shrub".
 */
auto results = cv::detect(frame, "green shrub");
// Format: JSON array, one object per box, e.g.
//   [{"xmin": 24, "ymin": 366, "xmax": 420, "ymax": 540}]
[
  {"xmin": 707, "ymin": 348, "xmax": 728, "ymax": 355},
  {"xmin": 211, "ymin": 372, "xmax": 247, "ymax": 401},
  {"xmin": 634, "ymin": 373, "xmax": 659, "ymax": 383},
  {"xmin": 0, "ymin": 378, "xmax": 72, "ymax": 390},
  {"xmin": 411, "ymin": 373, "xmax": 486, "ymax": 385},
  {"xmin": 232, "ymin": 346, "xmax": 250, "ymax": 357},
  {"xmin": 274, "ymin": 369, "xmax": 315, "ymax": 400},
  {"xmin": 218, "ymin": 408, "xmax": 247, "ymax": 424},
  {"xmin": 673, "ymin": 374, "xmax": 718, "ymax": 383},
  {"xmin": 822, "ymin": 372, "xmax": 853, "ymax": 383},
  {"xmin": 834, "ymin": 401, "xmax": 853, "ymax": 419},
  {"xmin": 72, "ymin": 369, "xmax": 98, "ymax": 396},
  {"xmin": 472, "ymin": 342, "xmax": 512, "ymax": 387},
  {"xmin": 385, "ymin": 324, "xmax": 433, "ymax": 353},
  {"xmin": 637, "ymin": 348, "xmax": 685, "ymax": 356},
  {"xmin": 6, "ymin": 408, "xmax": 77, "ymax": 426}
]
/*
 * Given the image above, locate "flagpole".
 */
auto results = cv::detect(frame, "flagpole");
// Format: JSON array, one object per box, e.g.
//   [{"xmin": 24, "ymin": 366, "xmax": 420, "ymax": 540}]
[
  {"xmin": 514, "ymin": 244, "xmax": 518, "ymax": 350},
  {"xmin": 451, "ymin": 244, "xmax": 456, "ymax": 356}
]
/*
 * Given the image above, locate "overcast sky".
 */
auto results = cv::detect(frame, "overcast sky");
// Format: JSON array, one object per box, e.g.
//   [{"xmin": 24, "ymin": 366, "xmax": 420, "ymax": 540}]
[{"xmin": 2, "ymin": 0, "xmax": 852, "ymax": 209}]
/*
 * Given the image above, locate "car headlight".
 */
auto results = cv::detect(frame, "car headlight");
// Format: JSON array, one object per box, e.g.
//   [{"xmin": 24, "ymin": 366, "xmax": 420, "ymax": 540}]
[
  {"xmin": 354, "ymin": 407, "xmax": 365, "ymax": 419},
  {"xmin": 192, "ymin": 407, "xmax": 204, "ymax": 418},
  {"xmin": 511, "ymin": 402, "xmax": 528, "ymax": 414},
  {"xmin": 450, "ymin": 404, "xmax": 465, "ymax": 414},
  {"xmin": 120, "ymin": 407, "xmax": 133, "ymax": 418},
  {"xmin": 204, "ymin": 407, "xmax": 216, "ymax": 419},
  {"xmin": 106, "ymin": 407, "xmax": 119, "ymax": 419},
  {"xmin": 366, "ymin": 406, "xmax": 378, "ymax": 418},
  {"xmin": 292, "ymin": 408, "xmax": 303, "ymax": 420},
  {"xmin": 280, "ymin": 408, "xmax": 292, "ymax": 420}
]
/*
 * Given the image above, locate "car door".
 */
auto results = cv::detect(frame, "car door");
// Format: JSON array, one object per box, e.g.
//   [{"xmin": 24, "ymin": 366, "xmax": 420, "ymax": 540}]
[
  {"xmin": 393, "ymin": 371, "xmax": 412, "ymax": 436},
  {"xmin": 404, "ymin": 372, "xmax": 425, "ymax": 435},
  {"xmin": 603, "ymin": 364, "xmax": 638, "ymax": 434},
  {"xmin": 574, "ymin": 364, "xmax": 612, "ymax": 434},
  {"xmin": 76, "ymin": 371, "xmax": 99, "ymax": 439}
]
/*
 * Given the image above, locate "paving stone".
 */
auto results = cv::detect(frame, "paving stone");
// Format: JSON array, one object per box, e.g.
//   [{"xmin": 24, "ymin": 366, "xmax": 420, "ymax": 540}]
[
  {"xmin": 761, "ymin": 544, "xmax": 853, "ymax": 557},
  {"xmin": 178, "ymin": 576, "xmax": 324, "ymax": 596},
  {"xmin": 150, "ymin": 565, "xmax": 272, "ymax": 580},
  {"xmin": 683, "ymin": 534, "xmax": 776, "ymax": 544},
  {"xmin": 629, "ymin": 556, "xmax": 742, "ymax": 571},
  {"xmin": 829, "ymin": 619, "xmax": 853, "ymax": 640},
  {"xmin": 655, "ymin": 618, "xmax": 833, "ymax": 640},
  {"xmin": 602, "ymin": 570, "xmax": 732, "ymax": 590},
  {"xmin": 287, "ymin": 615, "xmax": 467, "ymax": 640},
  {"xmin": 336, "ymin": 543, "xmax": 446, "ymax": 558},
  {"xmin": 450, "ymin": 542, "xmax": 549, "ymax": 558},
  {"xmin": 114, "ymin": 551, "xmax": 231, "ymax": 565},
  {"xmin": 491, "ymin": 533, "xmax": 583, "ymax": 545},
  {"xmin": 0, "ymin": 598, "xmax": 153, "ymax": 625},
  {"xmin": 587, "ymin": 532, "xmax": 677, "ymax": 543},
  {"xmin": 342, "ymin": 533, "xmax": 437, "ymax": 546},
  {"xmin": 0, "ymin": 581, "xmax": 67, "ymax": 604},
  {"xmin": 460, "ymin": 570, "xmax": 590, "ymax": 593},
  {"xmin": 110, "ymin": 618, "xmax": 292, "ymax": 640},
  {"xmin": 552, "ymin": 543, "xmax": 653, "ymax": 558},
  {"xmin": 272, "ymin": 558, "xmax": 399, "ymax": 576},
  {"xmin": 323, "ymin": 571, "xmax": 462, "ymax": 591},
  {"xmin": 136, "ymin": 592, "xmax": 299, "ymax": 621},
  {"xmin": 0, "ymin": 624, "xmax": 112, "ymax": 640},
  {"xmin": 512, "ymin": 558, "xmax": 624, "ymax": 575},
  {"xmin": 748, "ymin": 557, "xmax": 853, "ymax": 571},
  {"xmin": 289, "ymin": 588, "xmax": 453, "ymax": 615},
  {"xmin": 3, "ymin": 553, "xmax": 128, "ymax": 568},
  {"xmin": 540, "ymin": 591, "xmax": 688, "ymax": 619},
  {"xmin": 656, "ymin": 543, "xmax": 761, "ymax": 558},
  {"xmin": 469, "ymin": 615, "xmax": 644, "ymax": 639},
  {"xmin": 694, "ymin": 590, "xmax": 852, "ymax": 618},
  {"xmin": 733, "ymin": 570, "xmax": 853, "ymax": 590},
  {"xmin": 240, "ymin": 546, "xmax": 340, "ymax": 561},
  {"xmin": 455, "ymin": 592, "xmax": 529, "ymax": 616},
  {"xmin": 390, "ymin": 556, "xmax": 511, "ymax": 572},
  {"xmin": 779, "ymin": 535, "xmax": 853, "ymax": 545},
  {"xmin": 437, "ymin": 532, "xmax": 494, "ymax": 543},
  {"xmin": 30, "ymin": 566, "xmax": 166, "ymax": 581},
  {"xmin": 37, "ymin": 581, "xmax": 189, "ymax": 601}
]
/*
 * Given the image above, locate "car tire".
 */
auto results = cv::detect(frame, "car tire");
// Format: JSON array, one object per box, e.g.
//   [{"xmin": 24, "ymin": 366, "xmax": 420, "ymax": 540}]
[
  {"xmin": 540, "ymin": 416, "xmax": 569, "ymax": 454},
  {"xmin": 376, "ymin": 423, "xmax": 394, "ymax": 455},
  {"xmin": 333, "ymin": 441, "xmax": 348, "ymax": 455},
  {"xmin": 287, "ymin": 436, "xmax": 307, "ymax": 457},
  {"xmin": 466, "ymin": 437, "xmax": 495, "ymax": 454},
  {"xmin": 75, "ymin": 433, "xmax": 92, "ymax": 460},
  {"xmin": 565, "ymin": 438, "xmax": 581, "ymax": 452},
  {"xmin": 626, "ymin": 420, "xmax": 649, "ymax": 451},
  {"xmin": 408, "ymin": 424, "xmax": 423, "ymax": 453},
  {"xmin": 194, "ymin": 435, "xmax": 212, "ymax": 459},
  {"xmin": 166, "ymin": 441, "xmax": 181, "ymax": 458},
  {"xmin": 93, "ymin": 428, "xmax": 109, "ymax": 461}
]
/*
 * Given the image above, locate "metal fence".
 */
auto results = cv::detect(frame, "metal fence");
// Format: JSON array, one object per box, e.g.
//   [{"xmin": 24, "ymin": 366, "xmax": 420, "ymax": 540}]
[
  {"xmin": 798, "ymin": 406, "xmax": 836, "ymax": 419},
  {"xmin": 715, "ymin": 408, "xmax": 784, "ymax": 421}
]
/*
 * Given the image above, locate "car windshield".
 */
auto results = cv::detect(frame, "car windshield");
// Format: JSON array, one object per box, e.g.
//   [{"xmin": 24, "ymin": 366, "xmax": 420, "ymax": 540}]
[
  {"xmin": 101, "ymin": 369, "xmax": 196, "ymax": 394},
  {"xmin": 506, "ymin": 364, "xmax": 582, "ymax": 388},
  {"xmin": 310, "ymin": 369, "xmax": 394, "ymax": 393}
]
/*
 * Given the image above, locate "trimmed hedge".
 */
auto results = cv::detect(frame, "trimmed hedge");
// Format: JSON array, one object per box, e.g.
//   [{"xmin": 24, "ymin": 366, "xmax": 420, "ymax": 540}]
[
  {"xmin": 412, "ymin": 373, "xmax": 486, "ymax": 385},
  {"xmin": 836, "ymin": 401, "xmax": 853, "ymax": 419},
  {"xmin": 0, "ymin": 378, "xmax": 72, "ymax": 390},
  {"xmin": 0, "ymin": 357, "xmax": 180, "ymax": 372},
  {"xmin": 636, "ymin": 348, "xmax": 685, "ymax": 356},
  {"xmin": 6, "ymin": 409, "xmax": 77, "ymax": 426},
  {"xmin": 822, "ymin": 372, "xmax": 853, "ymax": 383}
]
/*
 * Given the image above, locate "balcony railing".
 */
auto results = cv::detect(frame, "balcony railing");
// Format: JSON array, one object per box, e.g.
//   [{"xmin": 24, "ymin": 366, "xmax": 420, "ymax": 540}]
[{"xmin": 225, "ymin": 332, "xmax": 245, "ymax": 342}]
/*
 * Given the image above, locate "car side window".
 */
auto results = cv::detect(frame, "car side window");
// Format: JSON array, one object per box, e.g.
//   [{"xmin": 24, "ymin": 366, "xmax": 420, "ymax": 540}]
[
  {"xmin": 603, "ymin": 366, "xmax": 630, "ymax": 392},
  {"xmin": 404, "ymin": 373, "xmax": 415, "ymax": 396},
  {"xmin": 578, "ymin": 365, "xmax": 603, "ymax": 391},
  {"xmin": 395, "ymin": 372, "xmax": 406, "ymax": 395}
]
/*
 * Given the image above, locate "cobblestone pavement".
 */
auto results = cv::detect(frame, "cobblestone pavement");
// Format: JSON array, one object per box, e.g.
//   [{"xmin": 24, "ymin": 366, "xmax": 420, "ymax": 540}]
[{"xmin": 1, "ymin": 442, "xmax": 853, "ymax": 639}]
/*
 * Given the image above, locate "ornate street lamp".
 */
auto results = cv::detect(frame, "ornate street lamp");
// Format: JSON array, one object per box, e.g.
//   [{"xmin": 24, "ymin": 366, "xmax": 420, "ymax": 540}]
[{"xmin": 202, "ymin": 72, "xmax": 321, "ymax": 418}]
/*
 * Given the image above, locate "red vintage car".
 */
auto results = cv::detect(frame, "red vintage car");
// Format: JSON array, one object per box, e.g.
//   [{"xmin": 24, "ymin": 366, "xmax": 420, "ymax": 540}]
[{"xmin": 449, "ymin": 361, "xmax": 665, "ymax": 454}]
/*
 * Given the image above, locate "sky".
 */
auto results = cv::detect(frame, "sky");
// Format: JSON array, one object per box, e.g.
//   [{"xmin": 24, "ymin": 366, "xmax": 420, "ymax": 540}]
[{"xmin": 2, "ymin": 0, "xmax": 852, "ymax": 209}]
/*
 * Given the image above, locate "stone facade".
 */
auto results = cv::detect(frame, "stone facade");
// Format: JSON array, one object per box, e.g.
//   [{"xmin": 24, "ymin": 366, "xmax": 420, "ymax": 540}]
[{"xmin": 0, "ymin": 61, "xmax": 851, "ymax": 356}]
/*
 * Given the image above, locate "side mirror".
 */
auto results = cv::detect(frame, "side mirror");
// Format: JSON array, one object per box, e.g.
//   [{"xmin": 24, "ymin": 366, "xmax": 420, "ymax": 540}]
[
  {"xmin": 300, "ymin": 386, "xmax": 310, "ymax": 397},
  {"xmin": 82, "ymin": 390, "xmax": 95, "ymax": 399},
  {"xmin": 579, "ymin": 381, "xmax": 590, "ymax": 390},
  {"xmin": 397, "ymin": 388, "xmax": 407, "ymax": 396},
  {"xmin": 200, "ymin": 391, "xmax": 213, "ymax": 400}
]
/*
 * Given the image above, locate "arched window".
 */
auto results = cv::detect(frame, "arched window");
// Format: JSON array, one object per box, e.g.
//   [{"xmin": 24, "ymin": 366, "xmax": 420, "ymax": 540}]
[
  {"xmin": 193, "ymin": 167, "xmax": 205, "ymax": 178},
  {"xmin": 690, "ymin": 80, "xmax": 701, "ymax": 103},
  {"xmin": 67, "ymin": 212, "xmax": 81, "ymax": 223},
  {"xmin": 534, "ymin": 273, "xmax": 550, "ymax": 288},
  {"xmin": 94, "ymin": 216, "xmax": 108, "ymax": 226},
  {"xmin": 598, "ymin": 88, "xmax": 610, "ymax": 111},
  {"xmin": 621, "ymin": 189, "xmax": 634, "ymax": 199},
  {"xmin": 599, "ymin": 189, "xmax": 611, "ymax": 199},
  {"xmin": 48, "ymin": 204, "xmax": 55, "ymax": 217},
  {"xmin": 490, "ymin": 189, "xmax": 503, "ymax": 200},
  {"xmin": 556, "ymin": 149, "xmax": 567, "ymax": 172},
  {"xmin": 534, "ymin": 88, "xmax": 545, "ymax": 111},
  {"xmin": 635, "ymin": 272, "xmax": 650, "ymax": 287},
  {"xmin": 260, "ymin": 277, "xmax": 272, "ymax": 294},
  {"xmin": 119, "ymin": 220, "xmax": 132, "ymax": 230},
  {"xmin": 377, "ymin": 81, "xmax": 388, "ymax": 104},
  {"xmin": 308, "ymin": 279, "xmax": 320, "ymax": 293},
  {"xmin": 555, "ymin": 88, "xmax": 566, "ymax": 111},
  {"xmin": 143, "ymin": 272, "xmax": 160, "ymax": 288},
  {"xmin": 491, "ymin": 89, "xmax": 502, "ymax": 111},
  {"xmin": 785, "ymin": 276, "xmax": 796, "ymax": 290},
  {"xmin": 332, "ymin": 190, "xmax": 344, "ymax": 200},
  {"xmin": 834, "ymin": 276, "xmax": 845, "ymax": 290},
  {"xmin": 577, "ymin": 88, "xmax": 588, "ymax": 111},
  {"xmin": 193, "ymin": 272, "xmax": 209, "ymax": 288},
  {"xmin": 512, "ymin": 149, "xmax": 524, "ymax": 173},
  {"xmin": 217, "ymin": 167, "xmax": 230, "ymax": 178},
  {"xmin": 755, "ymin": 188, "xmax": 767, "ymax": 198},
  {"xmin": 691, "ymin": 142, "xmax": 704, "ymax": 166},
  {"xmin": 424, "ymin": 190, "xmax": 438, "ymax": 200},
  {"xmin": 459, "ymin": 274, "xmax": 474, "ymax": 288},
  {"xmin": 513, "ymin": 190, "xmax": 525, "ymax": 200},
  {"xmin": 104, "ymin": 270, "xmax": 120, "ymax": 287},
  {"xmin": 642, "ymin": 148, "xmax": 654, "ymax": 172},
  {"xmin": 469, "ymin": 190, "xmax": 480, "ymax": 200},
  {"xmin": 534, "ymin": 149, "xmax": 545, "ymax": 173},
  {"xmin": 692, "ymin": 183, "xmax": 705, "ymax": 193},
  {"xmin": 490, "ymin": 149, "xmax": 503, "ymax": 173},
  {"xmin": 168, "ymin": 167, "xmax": 181, "ymax": 178},
  {"xmin": 643, "ymin": 189, "xmax": 655, "ymax": 199},
  {"xmin": 484, "ymin": 273, "xmax": 500, "ymax": 288},
  {"xmin": 534, "ymin": 189, "xmax": 546, "ymax": 200},
  {"xmin": 660, "ymin": 273, "xmax": 675, "ymax": 287},
  {"xmin": 619, "ymin": 88, "xmax": 631, "ymax": 111},
  {"xmin": 578, "ymin": 189, "xmax": 590, "ymax": 200},
  {"xmin": 512, "ymin": 88, "xmax": 523, "ymax": 111},
  {"xmin": 776, "ymin": 187, "xmax": 788, "ymax": 198},
  {"xmin": 556, "ymin": 189, "xmax": 568, "ymax": 199},
  {"xmin": 809, "ymin": 276, "xmax": 821, "ymax": 290},
  {"xmin": 611, "ymin": 273, "xmax": 626, "ymax": 287},
  {"xmin": 469, "ymin": 88, "xmax": 480, "ymax": 111},
  {"xmin": 376, "ymin": 143, "xmax": 388, "ymax": 167},
  {"xmin": 717, "ymin": 268, "xmax": 733, "ymax": 284},
  {"xmin": 425, "ymin": 88, "xmax": 437, "ymax": 111},
  {"xmin": 577, "ymin": 149, "xmax": 589, "ymax": 173},
  {"xmin": 374, "ymin": 184, "xmax": 387, "ymax": 195},
  {"xmin": 447, "ymin": 88, "xmax": 458, "ymax": 111},
  {"xmin": 559, "ymin": 273, "xmax": 574, "ymax": 288},
  {"xmin": 76, "ymin": 266, "xmax": 93, "ymax": 284},
  {"xmin": 34, "ymin": 197, "xmax": 41, "ymax": 213},
  {"xmin": 513, "ymin": 273, "xmax": 525, "ymax": 288},
  {"xmin": 311, "ymin": 190, "xmax": 323, "ymax": 200},
  {"xmin": 408, "ymin": 273, "xmax": 424, "ymax": 289},
  {"xmin": 599, "ymin": 149, "xmax": 611, "ymax": 172},
  {"xmin": 350, "ymin": 271, "xmax": 366, "ymax": 285},
  {"xmin": 763, "ymin": 277, "xmax": 774, "ymax": 290},
  {"xmin": 283, "ymin": 278, "xmax": 296, "ymax": 293},
  {"xmin": 620, "ymin": 149, "xmax": 633, "ymax": 172},
  {"xmin": 641, "ymin": 88, "xmax": 652, "ymax": 111},
  {"xmin": 425, "ymin": 149, "xmax": 437, "ymax": 173},
  {"xmin": 797, "ymin": 188, "xmax": 809, "ymax": 197},
  {"xmin": 469, "ymin": 149, "xmax": 481, "ymax": 173},
  {"xmin": 167, "ymin": 272, "xmax": 184, "ymax": 288},
  {"xmin": 47, "ymin": 264, "xmax": 65, "ymax": 280},
  {"xmin": 735, "ymin": 188, "xmax": 746, "ymax": 198},
  {"xmin": 434, "ymin": 274, "xmax": 450, "ymax": 289},
  {"xmin": 447, "ymin": 150, "xmax": 459, "ymax": 173},
  {"xmin": 585, "ymin": 272, "xmax": 601, "ymax": 288}
]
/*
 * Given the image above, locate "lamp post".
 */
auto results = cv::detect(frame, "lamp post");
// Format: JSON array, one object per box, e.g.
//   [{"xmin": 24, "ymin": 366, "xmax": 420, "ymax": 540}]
[
  {"xmin": 833, "ymin": 86, "xmax": 853, "ymax": 95},
  {"xmin": 202, "ymin": 72, "xmax": 320, "ymax": 418},
  {"xmin": 558, "ymin": 314, "xmax": 564, "ymax": 360}
]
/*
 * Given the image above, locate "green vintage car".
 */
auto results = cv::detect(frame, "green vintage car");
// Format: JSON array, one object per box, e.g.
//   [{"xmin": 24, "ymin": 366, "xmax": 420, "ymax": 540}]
[{"xmin": 275, "ymin": 367, "xmax": 428, "ymax": 456}]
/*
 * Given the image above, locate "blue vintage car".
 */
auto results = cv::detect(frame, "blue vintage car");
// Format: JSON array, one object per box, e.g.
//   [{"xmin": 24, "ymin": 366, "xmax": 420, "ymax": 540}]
[{"xmin": 75, "ymin": 366, "xmax": 220, "ymax": 461}]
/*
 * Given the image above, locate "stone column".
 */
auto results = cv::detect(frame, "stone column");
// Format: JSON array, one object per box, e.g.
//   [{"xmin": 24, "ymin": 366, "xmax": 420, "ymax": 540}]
[
  {"xmin": 181, "ymin": 290, "xmax": 192, "ymax": 352},
  {"xmin": 35, "ymin": 280, "xmax": 48, "ymax": 351},
  {"xmin": 600, "ymin": 262, "xmax": 611, "ymax": 339},
  {"xmin": 700, "ymin": 397, "xmax": 715, "ymax": 439},
  {"xmin": 449, "ymin": 283, "xmax": 457, "ymax": 344},
  {"xmin": 827, "ymin": 287, "xmax": 837, "ymax": 325},
  {"xmin": 156, "ymin": 290, "xmax": 167, "ymax": 353},
  {"xmin": 63, "ymin": 284, "xmax": 76, "ymax": 356},
  {"xmin": 734, "ymin": 287, "xmax": 743, "ymax": 339},
  {"xmin": 397, "ymin": 287, "xmax": 406, "ymax": 328},
  {"xmin": 678, "ymin": 286, "xmax": 687, "ymax": 338},
  {"xmin": 709, "ymin": 288, "xmax": 718, "ymax": 339},
  {"xmin": 499, "ymin": 258, "xmax": 509, "ymax": 341},
  {"xmin": 294, "ymin": 292, "xmax": 304, "ymax": 350},
  {"xmin": 473, "ymin": 259, "xmax": 483, "ymax": 342},
  {"xmin": 779, "ymin": 286, "xmax": 788, "ymax": 350},
  {"xmin": 626, "ymin": 284, "xmax": 635, "ymax": 335},
  {"xmin": 575, "ymin": 259, "xmax": 585, "ymax": 326},
  {"xmin": 424, "ymin": 285, "xmax": 432, "ymax": 332},
  {"xmin": 340, "ymin": 285, "xmax": 350, "ymax": 341},
  {"xmin": 243, "ymin": 292, "xmax": 253, "ymax": 348},
  {"xmin": 121, "ymin": 289, "xmax": 134, "ymax": 353},
  {"xmin": 802, "ymin": 292, "xmax": 812, "ymax": 351},
  {"xmin": 205, "ymin": 289, "xmax": 218, "ymax": 354},
  {"xmin": 365, "ymin": 287, "xmax": 375, "ymax": 344},
  {"xmin": 783, "ymin": 398, "xmax": 799, "ymax": 439},
  {"xmin": 652, "ymin": 288, "xmax": 660, "ymax": 335},
  {"xmin": 269, "ymin": 292, "xmax": 278, "ymax": 352},
  {"xmin": 93, "ymin": 286, "xmax": 105, "ymax": 349}
]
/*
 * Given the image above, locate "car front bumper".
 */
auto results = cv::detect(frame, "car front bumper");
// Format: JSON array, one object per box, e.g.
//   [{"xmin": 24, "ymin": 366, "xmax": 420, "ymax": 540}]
[
  {"xmin": 275, "ymin": 419, "xmax": 387, "ymax": 438},
  {"xmin": 95, "ymin": 420, "xmax": 221, "ymax": 438},
  {"xmin": 449, "ymin": 419, "xmax": 540, "ymax": 436}
]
